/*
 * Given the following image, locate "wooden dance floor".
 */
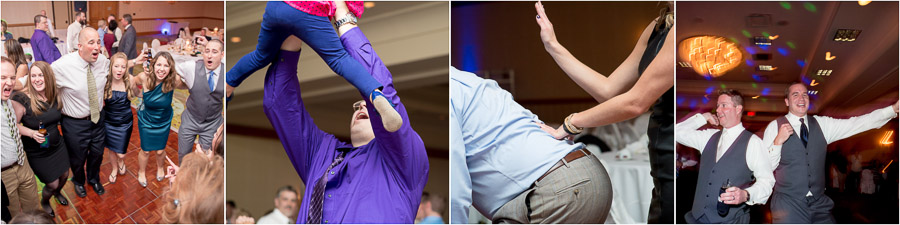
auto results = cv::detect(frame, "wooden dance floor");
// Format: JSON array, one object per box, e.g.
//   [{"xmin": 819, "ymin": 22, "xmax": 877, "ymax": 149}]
[{"xmin": 48, "ymin": 110, "xmax": 181, "ymax": 224}]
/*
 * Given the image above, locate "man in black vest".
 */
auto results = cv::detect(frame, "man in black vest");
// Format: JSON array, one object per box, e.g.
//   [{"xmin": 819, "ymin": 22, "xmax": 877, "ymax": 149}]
[
  {"xmin": 676, "ymin": 89, "xmax": 775, "ymax": 223},
  {"xmin": 763, "ymin": 82, "xmax": 898, "ymax": 223}
]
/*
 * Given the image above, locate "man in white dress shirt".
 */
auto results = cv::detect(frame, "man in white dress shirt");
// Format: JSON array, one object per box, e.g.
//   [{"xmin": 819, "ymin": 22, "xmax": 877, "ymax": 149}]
[
  {"xmin": 174, "ymin": 39, "xmax": 224, "ymax": 163},
  {"xmin": 52, "ymin": 27, "xmax": 111, "ymax": 197},
  {"xmin": 676, "ymin": 89, "xmax": 775, "ymax": 223},
  {"xmin": 762, "ymin": 82, "xmax": 898, "ymax": 223},
  {"xmin": 1, "ymin": 56, "xmax": 40, "ymax": 218},
  {"xmin": 257, "ymin": 186, "xmax": 299, "ymax": 224},
  {"xmin": 66, "ymin": 11, "xmax": 86, "ymax": 53}
]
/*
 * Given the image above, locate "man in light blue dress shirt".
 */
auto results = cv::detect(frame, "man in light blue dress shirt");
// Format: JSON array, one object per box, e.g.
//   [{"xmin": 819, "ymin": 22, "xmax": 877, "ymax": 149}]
[{"xmin": 450, "ymin": 67, "xmax": 612, "ymax": 223}]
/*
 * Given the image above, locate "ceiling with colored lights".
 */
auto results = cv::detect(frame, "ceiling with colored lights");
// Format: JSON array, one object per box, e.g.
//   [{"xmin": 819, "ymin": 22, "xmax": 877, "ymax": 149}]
[{"xmin": 676, "ymin": 1, "xmax": 899, "ymax": 131}]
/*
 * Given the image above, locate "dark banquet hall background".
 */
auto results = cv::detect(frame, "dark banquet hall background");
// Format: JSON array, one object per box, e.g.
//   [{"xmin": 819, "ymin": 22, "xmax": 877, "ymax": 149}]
[{"xmin": 675, "ymin": 1, "xmax": 898, "ymax": 224}]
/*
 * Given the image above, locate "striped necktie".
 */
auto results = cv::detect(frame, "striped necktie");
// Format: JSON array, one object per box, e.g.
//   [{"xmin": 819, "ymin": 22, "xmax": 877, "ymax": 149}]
[
  {"xmin": 3, "ymin": 101, "xmax": 24, "ymax": 165},
  {"xmin": 86, "ymin": 64, "xmax": 100, "ymax": 123},
  {"xmin": 307, "ymin": 151, "xmax": 347, "ymax": 224}
]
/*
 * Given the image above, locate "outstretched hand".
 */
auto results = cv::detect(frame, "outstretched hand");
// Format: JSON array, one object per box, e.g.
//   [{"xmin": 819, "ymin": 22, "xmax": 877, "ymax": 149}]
[
  {"xmin": 535, "ymin": 122, "xmax": 573, "ymax": 140},
  {"xmin": 893, "ymin": 100, "xmax": 898, "ymax": 113},
  {"xmin": 534, "ymin": 1, "xmax": 558, "ymax": 49}
]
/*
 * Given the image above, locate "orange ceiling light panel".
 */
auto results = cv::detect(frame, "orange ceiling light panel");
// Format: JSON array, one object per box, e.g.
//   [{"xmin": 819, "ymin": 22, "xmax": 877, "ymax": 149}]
[{"xmin": 679, "ymin": 36, "xmax": 743, "ymax": 78}]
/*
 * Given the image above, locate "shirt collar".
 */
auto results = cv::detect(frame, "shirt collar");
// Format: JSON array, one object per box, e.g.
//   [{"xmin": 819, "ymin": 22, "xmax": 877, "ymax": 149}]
[
  {"xmin": 722, "ymin": 122, "xmax": 746, "ymax": 135},
  {"xmin": 270, "ymin": 209, "xmax": 290, "ymax": 222},
  {"xmin": 785, "ymin": 112, "xmax": 807, "ymax": 122}
]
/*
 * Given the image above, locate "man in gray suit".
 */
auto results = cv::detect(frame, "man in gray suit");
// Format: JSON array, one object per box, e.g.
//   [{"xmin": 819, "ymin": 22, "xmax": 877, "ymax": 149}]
[
  {"xmin": 118, "ymin": 14, "xmax": 137, "ymax": 60},
  {"xmin": 174, "ymin": 39, "xmax": 224, "ymax": 162}
]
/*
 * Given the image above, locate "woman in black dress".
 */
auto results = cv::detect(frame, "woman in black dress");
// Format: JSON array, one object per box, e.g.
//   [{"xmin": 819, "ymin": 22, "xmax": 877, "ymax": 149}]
[
  {"xmin": 104, "ymin": 52, "xmax": 135, "ymax": 184},
  {"xmin": 10, "ymin": 61, "xmax": 69, "ymax": 217}
]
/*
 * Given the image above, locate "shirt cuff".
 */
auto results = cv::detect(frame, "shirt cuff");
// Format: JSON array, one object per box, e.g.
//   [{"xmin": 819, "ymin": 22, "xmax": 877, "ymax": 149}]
[
  {"xmin": 879, "ymin": 105, "xmax": 898, "ymax": 118},
  {"xmin": 744, "ymin": 186, "xmax": 762, "ymax": 205}
]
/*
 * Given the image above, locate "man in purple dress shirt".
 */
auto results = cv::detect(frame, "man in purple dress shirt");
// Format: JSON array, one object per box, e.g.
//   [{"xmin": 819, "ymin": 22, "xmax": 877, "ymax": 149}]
[
  {"xmin": 30, "ymin": 14, "xmax": 61, "ymax": 64},
  {"xmin": 259, "ymin": 24, "xmax": 429, "ymax": 224}
]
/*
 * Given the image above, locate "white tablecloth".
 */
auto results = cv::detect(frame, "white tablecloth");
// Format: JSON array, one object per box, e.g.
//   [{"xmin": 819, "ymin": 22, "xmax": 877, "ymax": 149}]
[
  {"xmin": 20, "ymin": 42, "xmax": 68, "ymax": 59},
  {"xmin": 595, "ymin": 150, "xmax": 654, "ymax": 224}
]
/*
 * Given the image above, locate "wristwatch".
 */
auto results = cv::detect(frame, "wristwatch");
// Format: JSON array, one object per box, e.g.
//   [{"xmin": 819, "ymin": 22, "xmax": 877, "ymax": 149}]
[{"xmin": 333, "ymin": 13, "xmax": 358, "ymax": 28}]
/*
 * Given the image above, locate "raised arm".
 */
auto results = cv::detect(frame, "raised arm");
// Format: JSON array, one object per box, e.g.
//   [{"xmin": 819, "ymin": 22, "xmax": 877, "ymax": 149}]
[
  {"xmin": 817, "ymin": 102, "xmax": 898, "ymax": 144},
  {"xmin": 337, "ymin": 22, "xmax": 429, "ymax": 186},
  {"xmin": 261, "ymin": 38, "xmax": 334, "ymax": 182},
  {"xmin": 562, "ymin": 26, "xmax": 674, "ymax": 131},
  {"xmin": 674, "ymin": 113, "xmax": 719, "ymax": 153},
  {"xmin": 535, "ymin": 1, "xmax": 652, "ymax": 102}
]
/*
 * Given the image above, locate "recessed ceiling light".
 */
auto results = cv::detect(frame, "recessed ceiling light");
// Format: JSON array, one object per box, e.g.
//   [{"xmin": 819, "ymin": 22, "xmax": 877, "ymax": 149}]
[
  {"xmin": 678, "ymin": 62, "xmax": 692, "ymax": 67},
  {"xmin": 816, "ymin": 69, "xmax": 832, "ymax": 76},
  {"xmin": 753, "ymin": 36, "xmax": 772, "ymax": 46},
  {"xmin": 230, "ymin": 37, "xmax": 241, "ymax": 43},
  {"xmin": 834, "ymin": 29, "xmax": 862, "ymax": 42},
  {"xmin": 758, "ymin": 65, "xmax": 776, "ymax": 71}
]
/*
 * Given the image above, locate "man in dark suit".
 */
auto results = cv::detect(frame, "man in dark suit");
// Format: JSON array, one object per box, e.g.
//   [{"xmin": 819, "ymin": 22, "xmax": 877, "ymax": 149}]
[{"xmin": 118, "ymin": 14, "xmax": 137, "ymax": 60}]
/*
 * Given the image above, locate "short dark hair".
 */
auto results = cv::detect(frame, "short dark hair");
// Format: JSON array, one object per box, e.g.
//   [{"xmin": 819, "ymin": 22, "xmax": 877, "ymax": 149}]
[
  {"xmin": 75, "ymin": 10, "xmax": 85, "ymax": 17},
  {"xmin": 717, "ymin": 89, "xmax": 744, "ymax": 106},
  {"xmin": 108, "ymin": 20, "xmax": 118, "ymax": 32},
  {"xmin": 784, "ymin": 81, "xmax": 805, "ymax": 99},
  {"xmin": 123, "ymin": 14, "xmax": 133, "ymax": 24},
  {"xmin": 421, "ymin": 192, "xmax": 446, "ymax": 214},
  {"xmin": 34, "ymin": 15, "xmax": 47, "ymax": 26},
  {"xmin": 275, "ymin": 185, "xmax": 297, "ymax": 198},
  {"xmin": 207, "ymin": 39, "xmax": 224, "ymax": 51}
]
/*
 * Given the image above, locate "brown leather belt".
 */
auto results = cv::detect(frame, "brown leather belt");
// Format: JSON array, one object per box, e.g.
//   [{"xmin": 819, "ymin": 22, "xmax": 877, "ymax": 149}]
[
  {"xmin": 1, "ymin": 164, "xmax": 15, "ymax": 172},
  {"xmin": 536, "ymin": 149, "xmax": 591, "ymax": 182}
]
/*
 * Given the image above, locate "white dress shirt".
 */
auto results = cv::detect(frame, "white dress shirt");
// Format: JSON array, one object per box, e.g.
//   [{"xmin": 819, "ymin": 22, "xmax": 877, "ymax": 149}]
[
  {"xmin": 676, "ymin": 113, "xmax": 776, "ymax": 205},
  {"xmin": 66, "ymin": 22, "xmax": 82, "ymax": 53},
  {"xmin": 47, "ymin": 17, "xmax": 56, "ymax": 37},
  {"xmin": 176, "ymin": 60, "xmax": 222, "ymax": 90},
  {"xmin": 256, "ymin": 209, "xmax": 291, "ymax": 224},
  {"xmin": 113, "ymin": 27, "xmax": 123, "ymax": 47},
  {"xmin": 51, "ymin": 52, "xmax": 109, "ymax": 118},
  {"xmin": 762, "ymin": 106, "xmax": 897, "ymax": 196},
  {"xmin": 2, "ymin": 99, "xmax": 22, "ymax": 168}
]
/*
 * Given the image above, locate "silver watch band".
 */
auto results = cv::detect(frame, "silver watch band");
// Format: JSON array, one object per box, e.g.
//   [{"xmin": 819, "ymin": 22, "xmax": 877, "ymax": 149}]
[{"xmin": 333, "ymin": 13, "xmax": 358, "ymax": 28}]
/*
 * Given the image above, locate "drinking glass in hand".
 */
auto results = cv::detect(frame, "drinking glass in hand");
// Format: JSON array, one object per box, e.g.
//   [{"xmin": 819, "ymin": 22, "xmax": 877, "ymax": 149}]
[{"xmin": 717, "ymin": 179, "xmax": 733, "ymax": 217}]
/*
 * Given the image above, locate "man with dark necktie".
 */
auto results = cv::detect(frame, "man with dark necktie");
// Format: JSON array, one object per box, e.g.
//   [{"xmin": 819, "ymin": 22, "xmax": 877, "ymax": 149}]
[{"xmin": 762, "ymin": 82, "xmax": 899, "ymax": 223}]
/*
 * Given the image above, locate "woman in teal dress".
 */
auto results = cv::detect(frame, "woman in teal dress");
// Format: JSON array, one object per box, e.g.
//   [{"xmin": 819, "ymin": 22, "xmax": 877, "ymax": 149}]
[{"xmin": 132, "ymin": 51, "xmax": 184, "ymax": 187}]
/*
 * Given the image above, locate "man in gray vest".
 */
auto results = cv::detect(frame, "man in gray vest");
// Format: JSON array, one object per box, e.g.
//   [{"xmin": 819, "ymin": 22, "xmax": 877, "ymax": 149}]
[
  {"xmin": 174, "ymin": 39, "xmax": 224, "ymax": 163},
  {"xmin": 676, "ymin": 89, "xmax": 775, "ymax": 223},
  {"xmin": 763, "ymin": 82, "xmax": 898, "ymax": 223}
]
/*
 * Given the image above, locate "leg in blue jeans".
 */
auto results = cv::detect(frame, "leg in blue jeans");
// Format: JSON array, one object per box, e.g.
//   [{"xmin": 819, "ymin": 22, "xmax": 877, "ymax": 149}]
[{"xmin": 226, "ymin": 1, "xmax": 383, "ymax": 98}]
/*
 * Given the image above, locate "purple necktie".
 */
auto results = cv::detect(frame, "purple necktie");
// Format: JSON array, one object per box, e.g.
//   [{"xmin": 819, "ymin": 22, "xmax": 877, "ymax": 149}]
[{"xmin": 307, "ymin": 151, "xmax": 347, "ymax": 224}]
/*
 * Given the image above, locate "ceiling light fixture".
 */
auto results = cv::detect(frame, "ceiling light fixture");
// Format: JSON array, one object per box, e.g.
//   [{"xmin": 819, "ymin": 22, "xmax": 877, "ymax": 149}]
[
  {"xmin": 678, "ymin": 36, "xmax": 743, "ymax": 78},
  {"xmin": 816, "ymin": 69, "xmax": 832, "ymax": 76},
  {"xmin": 834, "ymin": 29, "xmax": 862, "ymax": 42},
  {"xmin": 758, "ymin": 65, "xmax": 777, "ymax": 71},
  {"xmin": 825, "ymin": 52, "xmax": 837, "ymax": 60}
]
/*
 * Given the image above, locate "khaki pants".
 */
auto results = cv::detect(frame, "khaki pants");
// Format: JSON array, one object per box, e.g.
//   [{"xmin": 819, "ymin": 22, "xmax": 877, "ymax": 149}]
[
  {"xmin": 492, "ymin": 153, "xmax": 613, "ymax": 223},
  {"xmin": 2, "ymin": 158, "xmax": 40, "ymax": 218}
]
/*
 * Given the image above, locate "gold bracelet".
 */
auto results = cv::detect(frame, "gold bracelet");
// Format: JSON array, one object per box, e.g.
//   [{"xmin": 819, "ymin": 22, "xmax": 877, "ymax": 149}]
[{"xmin": 564, "ymin": 113, "xmax": 583, "ymax": 135}]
